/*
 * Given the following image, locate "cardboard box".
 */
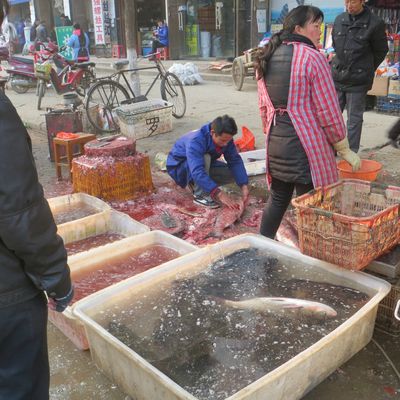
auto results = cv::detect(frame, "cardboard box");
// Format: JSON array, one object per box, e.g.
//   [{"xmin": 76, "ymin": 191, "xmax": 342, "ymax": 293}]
[
  {"xmin": 367, "ymin": 76, "xmax": 389, "ymax": 97},
  {"xmin": 388, "ymin": 79, "xmax": 400, "ymax": 99}
]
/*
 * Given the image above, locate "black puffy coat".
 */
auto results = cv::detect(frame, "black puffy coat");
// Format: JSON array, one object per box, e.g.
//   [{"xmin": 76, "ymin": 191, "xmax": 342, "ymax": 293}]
[
  {"xmin": 331, "ymin": 6, "xmax": 388, "ymax": 92},
  {"xmin": 0, "ymin": 92, "xmax": 71, "ymax": 308},
  {"xmin": 264, "ymin": 40, "xmax": 311, "ymax": 184}
]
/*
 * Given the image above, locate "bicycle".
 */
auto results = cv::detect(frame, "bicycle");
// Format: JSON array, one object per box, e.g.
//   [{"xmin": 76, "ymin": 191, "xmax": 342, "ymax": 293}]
[
  {"xmin": 35, "ymin": 45, "xmax": 96, "ymax": 110},
  {"xmin": 84, "ymin": 53, "xmax": 186, "ymax": 134}
]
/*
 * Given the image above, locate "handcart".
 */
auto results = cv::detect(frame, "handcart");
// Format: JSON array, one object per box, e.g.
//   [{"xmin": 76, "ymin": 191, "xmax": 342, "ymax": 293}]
[{"xmin": 231, "ymin": 48, "xmax": 258, "ymax": 91}]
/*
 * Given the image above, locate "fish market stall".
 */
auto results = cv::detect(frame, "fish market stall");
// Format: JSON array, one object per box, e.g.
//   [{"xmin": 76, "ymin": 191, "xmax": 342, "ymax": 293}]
[{"xmin": 73, "ymin": 234, "xmax": 390, "ymax": 400}]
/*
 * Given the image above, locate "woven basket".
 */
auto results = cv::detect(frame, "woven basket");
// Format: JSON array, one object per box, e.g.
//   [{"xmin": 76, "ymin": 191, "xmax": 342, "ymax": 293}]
[
  {"xmin": 375, "ymin": 278, "xmax": 400, "ymax": 336},
  {"xmin": 72, "ymin": 152, "xmax": 154, "ymax": 201},
  {"xmin": 116, "ymin": 99, "xmax": 173, "ymax": 140},
  {"xmin": 292, "ymin": 179, "xmax": 400, "ymax": 270},
  {"xmin": 34, "ymin": 63, "xmax": 52, "ymax": 81}
]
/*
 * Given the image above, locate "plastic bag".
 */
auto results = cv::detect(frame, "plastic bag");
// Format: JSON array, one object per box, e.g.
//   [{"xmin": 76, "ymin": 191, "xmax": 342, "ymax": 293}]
[{"xmin": 168, "ymin": 62, "xmax": 203, "ymax": 86}]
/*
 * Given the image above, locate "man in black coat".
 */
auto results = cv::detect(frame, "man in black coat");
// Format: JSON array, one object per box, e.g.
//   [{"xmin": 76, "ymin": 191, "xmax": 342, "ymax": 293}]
[
  {"xmin": 331, "ymin": 0, "xmax": 388, "ymax": 152},
  {"xmin": 0, "ymin": 2, "xmax": 73, "ymax": 399}
]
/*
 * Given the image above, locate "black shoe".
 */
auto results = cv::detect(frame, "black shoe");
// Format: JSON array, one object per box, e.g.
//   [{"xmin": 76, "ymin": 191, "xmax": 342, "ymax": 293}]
[{"xmin": 193, "ymin": 195, "xmax": 220, "ymax": 209}]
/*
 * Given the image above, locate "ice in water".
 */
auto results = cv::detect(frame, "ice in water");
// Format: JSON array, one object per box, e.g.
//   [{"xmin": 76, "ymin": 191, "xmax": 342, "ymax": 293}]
[{"xmin": 103, "ymin": 248, "xmax": 370, "ymax": 400}]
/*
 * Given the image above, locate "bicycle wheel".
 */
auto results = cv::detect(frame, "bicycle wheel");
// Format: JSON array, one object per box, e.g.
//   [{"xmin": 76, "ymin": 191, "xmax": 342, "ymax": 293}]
[
  {"xmin": 76, "ymin": 69, "xmax": 96, "ymax": 97},
  {"xmin": 37, "ymin": 79, "xmax": 46, "ymax": 110},
  {"xmin": 160, "ymin": 72, "xmax": 186, "ymax": 119},
  {"xmin": 85, "ymin": 79, "xmax": 130, "ymax": 134}
]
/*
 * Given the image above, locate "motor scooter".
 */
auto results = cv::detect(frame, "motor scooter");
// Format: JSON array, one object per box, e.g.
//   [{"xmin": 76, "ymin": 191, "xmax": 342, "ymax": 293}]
[
  {"xmin": 0, "ymin": 42, "xmax": 69, "ymax": 94},
  {"xmin": 0, "ymin": 45, "xmax": 36, "ymax": 93}
]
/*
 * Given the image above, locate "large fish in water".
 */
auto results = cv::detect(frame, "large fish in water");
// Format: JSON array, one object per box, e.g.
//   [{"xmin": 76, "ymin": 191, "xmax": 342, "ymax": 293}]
[{"xmin": 221, "ymin": 297, "xmax": 337, "ymax": 319}]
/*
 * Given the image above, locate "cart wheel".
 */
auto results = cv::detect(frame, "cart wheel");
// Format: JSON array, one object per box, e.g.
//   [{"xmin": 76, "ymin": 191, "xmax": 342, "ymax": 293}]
[{"xmin": 232, "ymin": 58, "xmax": 245, "ymax": 91}]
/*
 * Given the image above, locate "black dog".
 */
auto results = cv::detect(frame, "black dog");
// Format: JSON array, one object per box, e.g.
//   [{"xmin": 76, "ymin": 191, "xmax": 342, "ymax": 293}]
[{"xmin": 388, "ymin": 119, "xmax": 400, "ymax": 148}]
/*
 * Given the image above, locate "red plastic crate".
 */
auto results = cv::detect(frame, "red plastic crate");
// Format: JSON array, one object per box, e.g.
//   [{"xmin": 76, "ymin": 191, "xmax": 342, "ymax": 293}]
[{"xmin": 292, "ymin": 179, "xmax": 400, "ymax": 270}]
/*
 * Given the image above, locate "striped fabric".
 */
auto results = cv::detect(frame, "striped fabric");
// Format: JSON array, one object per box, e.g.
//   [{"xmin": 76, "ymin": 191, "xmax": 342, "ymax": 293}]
[{"xmin": 257, "ymin": 41, "xmax": 346, "ymax": 188}]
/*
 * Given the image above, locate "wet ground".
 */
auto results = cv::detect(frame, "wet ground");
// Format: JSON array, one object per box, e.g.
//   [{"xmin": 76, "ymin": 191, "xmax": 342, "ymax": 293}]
[{"xmin": 18, "ymin": 66, "xmax": 400, "ymax": 400}]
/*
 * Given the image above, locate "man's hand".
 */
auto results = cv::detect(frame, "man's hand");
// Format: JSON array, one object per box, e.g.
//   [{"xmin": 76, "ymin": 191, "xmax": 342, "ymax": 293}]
[
  {"xmin": 48, "ymin": 285, "xmax": 74, "ymax": 313},
  {"xmin": 216, "ymin": 191, "xmax": 242, "ymax": 209}
]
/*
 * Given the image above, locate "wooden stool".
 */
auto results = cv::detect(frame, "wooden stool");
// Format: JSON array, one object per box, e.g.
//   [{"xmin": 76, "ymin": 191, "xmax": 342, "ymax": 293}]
[
  {"xmin": 53, "ymin": 133, "xmax": 96, "ymax": 181},
  {"xmin": 157, "ymin": 47, "xmax": 169, "ymax": 60}
]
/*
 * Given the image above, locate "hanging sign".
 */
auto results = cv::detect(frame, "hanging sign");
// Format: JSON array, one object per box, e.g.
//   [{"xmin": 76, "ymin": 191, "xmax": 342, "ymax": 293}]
[{"xmin": 92, "ymin": 0, "xmax": 105, "ymax": 44}]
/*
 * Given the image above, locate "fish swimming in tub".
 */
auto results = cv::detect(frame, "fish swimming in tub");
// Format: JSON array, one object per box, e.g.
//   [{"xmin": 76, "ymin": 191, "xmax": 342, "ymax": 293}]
[{"xmin": 220, "ymin": 297, "xmax": 337, "ymax": 319}]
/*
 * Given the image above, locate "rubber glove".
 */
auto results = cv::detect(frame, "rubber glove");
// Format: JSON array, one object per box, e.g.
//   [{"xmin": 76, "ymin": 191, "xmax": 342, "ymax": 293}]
[
  {"xmin": 333, "ymin": 137, "xmax": 361, "ymax": 171},
  {"xmin": 48, "ymin": 285, "xmax": 74, "ymax": 312}
]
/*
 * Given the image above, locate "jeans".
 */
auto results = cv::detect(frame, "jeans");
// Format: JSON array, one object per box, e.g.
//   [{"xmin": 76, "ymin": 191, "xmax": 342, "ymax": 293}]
[
  {"xmin": 193, "ymin": 154, "xmax": 234, "ymax": 197},
  {"xmin": 0, "ymin": 293, "xmax": 49, "ymax": 400},
  {"xmin": 336, "ymin": 89, "xmax": 367, "ymax": 153},
  {"xmin": 260, "ymin": 177, "xmax": 314, "ymax": 239}
]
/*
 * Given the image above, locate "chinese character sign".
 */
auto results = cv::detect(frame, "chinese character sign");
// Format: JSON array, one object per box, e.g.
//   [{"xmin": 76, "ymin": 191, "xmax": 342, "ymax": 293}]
[
  {"xmin": 92, "ymin": 0, "xmax": 111, "ymax": 45},
  {"xmin": 92, "ymin": 0, "xmax": 104, "ymax": 44},
  {"xmin": 55, "ymin": 26, "xmax": 74, "ymax": 61}
]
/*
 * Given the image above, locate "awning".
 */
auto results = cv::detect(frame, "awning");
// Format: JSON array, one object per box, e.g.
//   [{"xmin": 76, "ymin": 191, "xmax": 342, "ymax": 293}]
[{"xmin": 9, "ymin": 0, "xmax": 30, "ymax": 5}]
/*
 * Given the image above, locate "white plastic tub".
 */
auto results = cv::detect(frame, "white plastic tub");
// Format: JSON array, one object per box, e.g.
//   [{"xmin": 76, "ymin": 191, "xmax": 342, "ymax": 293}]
[
  {"xmin": 57, "ymin": 209, "xmax": 149, "ymax": 247},
  {"xmin": 50, "ymin": 230, "xmax": 198, "ymax": 350},
  {"xmin": 239, "ymin": 149, "xmax": 266, "ymax": 176},
  {"xmin": 73, "ymin": 234, "xmax": 391, "ymax": 400},
  {"xmin": 48, "ymin": 192, "xmax": 111, "ymax": 230}
]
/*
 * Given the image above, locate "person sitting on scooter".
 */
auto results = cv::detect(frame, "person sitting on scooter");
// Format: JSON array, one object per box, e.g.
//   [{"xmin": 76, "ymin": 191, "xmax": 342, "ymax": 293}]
[{"xmin": 67, "ymin": 23, "xmax": 89, "ymax": 62}]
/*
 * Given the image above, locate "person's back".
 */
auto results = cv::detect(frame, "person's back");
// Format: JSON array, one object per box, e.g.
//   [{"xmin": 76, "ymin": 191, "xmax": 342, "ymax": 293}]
[{"xmin": 67, "ymin": 23, "xmax": 89, "ymax": 62}]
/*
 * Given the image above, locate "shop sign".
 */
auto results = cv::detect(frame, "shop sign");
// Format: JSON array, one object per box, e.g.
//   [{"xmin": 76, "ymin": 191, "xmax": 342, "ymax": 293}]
[{"xmin": 92, "ymin": 0, "xmax": 111, "ymax": 45}]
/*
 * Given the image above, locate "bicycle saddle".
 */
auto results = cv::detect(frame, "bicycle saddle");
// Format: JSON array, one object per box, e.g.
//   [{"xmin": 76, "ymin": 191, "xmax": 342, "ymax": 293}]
[
  {"xmin": 113, "ymin": 59, "xmax": 129, "ymax": 70},
  {"xmin": 75, "ymin": 61, "xmax": 96, "ymax": 68}
]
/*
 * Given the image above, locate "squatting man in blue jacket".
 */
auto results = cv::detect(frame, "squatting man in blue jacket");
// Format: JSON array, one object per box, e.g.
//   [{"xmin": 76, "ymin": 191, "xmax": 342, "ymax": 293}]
[{"xmin": 166, "ymin": 115, "xmax": 249, "ymax": 209}]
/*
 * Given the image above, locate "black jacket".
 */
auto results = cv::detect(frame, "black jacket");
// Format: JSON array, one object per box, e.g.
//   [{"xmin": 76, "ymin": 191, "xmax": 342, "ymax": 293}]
[
  {"xmin": 331, "ymin": 6, "xmax": 388, "ymax": 92},
  {"xmin": 264, "ymin": 35, "xmax": 312, "ymax": 184},
  {"xmin": 0, "ymin": 92, "xmax": 71, "ymax": 308},
  {"xmin": 388, "ymin": 119, "xmax": 400, "ymax": 142}
]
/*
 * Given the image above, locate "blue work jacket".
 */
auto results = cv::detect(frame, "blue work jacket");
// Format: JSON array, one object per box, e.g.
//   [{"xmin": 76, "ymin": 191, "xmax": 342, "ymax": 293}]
[
  {"xmin": 156, "ymin": 25, "xmax": 168, "ymax": 46},
  {"xmin": 166, "ymin": 123, "xmax": 248, "ymax": 194}
]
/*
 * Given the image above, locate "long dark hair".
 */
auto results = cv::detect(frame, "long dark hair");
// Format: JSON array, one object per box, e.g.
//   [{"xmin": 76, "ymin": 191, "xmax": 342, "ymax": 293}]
[
  {"xmin": 255, "ymin": 5, "xmax": 324, "ymax": 78},
  {"xmin": 73, "ymin": 23, "xmax": 86, "ymax": 47},
  {"xmin": 0, "ymin": 0, "xmax": 9, "ymax": 26}
]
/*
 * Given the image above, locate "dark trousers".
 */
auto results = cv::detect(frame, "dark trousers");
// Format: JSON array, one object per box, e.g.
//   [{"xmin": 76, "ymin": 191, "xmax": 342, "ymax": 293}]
[
  {"xmin": 260, "ymin": 177, "xmax": 313, "ymax": 239},
  {"xmin": 336, "ymin": 89, "xmax": 367, "ymax": 153},
  {"xmin": 152, "ymin": 39, "xmax": 166, "ymax": 52},
  {"xmin": 193, "ymin": 154, "xmax": 234, "ymax": 197},
  {"xmin": 0, "ymin": 293, "xmax": 49, "ymax": 400}
]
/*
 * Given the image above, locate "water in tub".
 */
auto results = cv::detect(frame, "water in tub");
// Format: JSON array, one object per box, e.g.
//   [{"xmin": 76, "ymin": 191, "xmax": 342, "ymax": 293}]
[
  {"xmin": 52, "ymin": 202, "xmax": 100, "ymax": 225},
  {"xmin": 65, "ymin": 232, "xmax": 125, "ymax": 255},
  {"xmin": 99, "ymin": 248, "xmax": 370, "ymax": 400},
  {"xmin": 72, "ymin": 245, "xmax": 180, "ymax": 303}
]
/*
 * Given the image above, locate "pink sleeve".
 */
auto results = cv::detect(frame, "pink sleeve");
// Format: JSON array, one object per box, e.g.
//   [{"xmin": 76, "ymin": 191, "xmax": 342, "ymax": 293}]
[{"xmin": 309, "ymin": 53, "xmax": 346, "ymax": 145}]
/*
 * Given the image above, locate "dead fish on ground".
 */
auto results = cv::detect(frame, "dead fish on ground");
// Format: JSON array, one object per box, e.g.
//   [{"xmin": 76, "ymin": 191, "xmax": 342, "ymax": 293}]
[
  {"xmin": 220, "ymin": 297, "xmax": 337, "ymax": 319},
  {"xmin": 209, "ymin": 200, "xmax": 244, "ymax": 238}
]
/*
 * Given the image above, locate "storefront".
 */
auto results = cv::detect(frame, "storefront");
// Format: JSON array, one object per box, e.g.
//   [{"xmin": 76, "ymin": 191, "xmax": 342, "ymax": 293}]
[{"xmin": 167, "ymin": 0, "xmax": 269, "ymax": 60}]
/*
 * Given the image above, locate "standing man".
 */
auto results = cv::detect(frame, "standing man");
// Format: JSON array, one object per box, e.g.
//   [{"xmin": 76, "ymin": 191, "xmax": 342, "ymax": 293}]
[
  {"xmin": 331, "ymin": 0, "xmax": 388, "ymax": 152},
  {"xmin": 0, "ymin": 2, "xmax": 73, "ymax": 399},
  {"xmin": 166, "ymin": 115, "xmax": 249, "ymax": 209}
]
